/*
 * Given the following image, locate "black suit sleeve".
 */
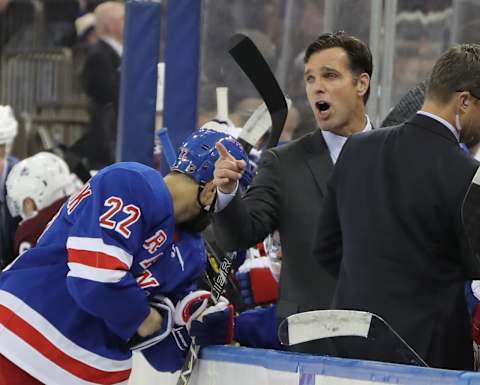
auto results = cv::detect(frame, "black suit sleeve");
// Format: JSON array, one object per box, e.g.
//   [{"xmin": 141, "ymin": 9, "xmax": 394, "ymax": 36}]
[{"xmin": 213, "ymin": 149, "xmax": 281, "ymax": 251}]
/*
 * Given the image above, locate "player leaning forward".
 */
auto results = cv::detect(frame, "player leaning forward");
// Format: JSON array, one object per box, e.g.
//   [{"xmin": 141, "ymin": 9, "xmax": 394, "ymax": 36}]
[{"xmin": 0, "ymin": 129, "xmax": 251, "ymax": 385}]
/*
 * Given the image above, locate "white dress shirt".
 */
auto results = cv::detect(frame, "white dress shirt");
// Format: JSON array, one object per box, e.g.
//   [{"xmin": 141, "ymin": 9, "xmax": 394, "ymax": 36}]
[{"xmin": 322, "ymin": 114, "xmax": 372, "ymax": 164}]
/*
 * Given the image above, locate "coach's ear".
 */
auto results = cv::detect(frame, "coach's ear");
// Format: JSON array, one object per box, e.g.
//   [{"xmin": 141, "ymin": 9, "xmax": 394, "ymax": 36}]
[{"xmin": 356, "ymin": 72, "xmax": 370, "ymax": 99}]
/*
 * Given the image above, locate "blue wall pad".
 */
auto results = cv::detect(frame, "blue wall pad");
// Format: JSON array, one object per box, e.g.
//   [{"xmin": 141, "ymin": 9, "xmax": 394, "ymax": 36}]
[
  {"xmin": 117, "ymin": 0, "xmax": 161, "ymax": 166},
  {"xmin": 201, "ymin": 346, "xmax": 480, "ymax": 384},
  {"xmin": 161, "ymin": 0, "xmax": 201, "ymax": 175}
]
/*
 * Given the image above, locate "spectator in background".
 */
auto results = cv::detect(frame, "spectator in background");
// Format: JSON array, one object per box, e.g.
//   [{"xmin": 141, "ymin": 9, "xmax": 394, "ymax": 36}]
[
  {"xmin": 0, "ymin": 106, "xmax": 18, "ymax": 270},
  {"xmin": 315, "ymin": 43, "xmax": 480, "ymax": 369},
  {"xmin": 75, "ymin": 12, "xmax": 97, "ymax": 47},
  {"xmin": 0, "ymin": 0, "xmax": 8, "ymax": 13},
  {"xmin": 6, "ymin": 152, "xmax": 79, "ymax": 258},
  {"xmin": 278, "ymin": 105, "xmax": 300, "ymax": 144},
  {"xmin": 232, "ymin": 97, "xmax": 263, "ymax": 128},
  {"xmin": 73, "ymin": 1, "xmax": 124, "ymax": 171},
  {"xmin": 212, "ymin": 31, "xmax": 373, "ymax": 354},
  {"xmin": 72, "ymin": 12, "xmax": 97, "ymax": 97}
]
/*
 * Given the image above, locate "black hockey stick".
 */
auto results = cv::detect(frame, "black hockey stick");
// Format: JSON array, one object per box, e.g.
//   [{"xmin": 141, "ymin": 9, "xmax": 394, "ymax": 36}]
[
  {"xmin": 176, "ymin": 250, "xmax": 237, "ymax": 385},
  {"xmin": 278, "ymin": 310, "xmax": 427, "ymax": 367},
  {"xmin": 228, "ymin": 33, "xmax": 289, "ymax": 150},
  {"xmin": 201, "ymin": 237, "xmax": 246, "ymax": 312}
]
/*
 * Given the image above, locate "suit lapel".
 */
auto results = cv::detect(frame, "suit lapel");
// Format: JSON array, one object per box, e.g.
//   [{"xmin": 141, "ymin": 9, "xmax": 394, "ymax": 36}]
[{"xmin": 302, "ymin": 130, "xmax": 333, "ymax": 196}]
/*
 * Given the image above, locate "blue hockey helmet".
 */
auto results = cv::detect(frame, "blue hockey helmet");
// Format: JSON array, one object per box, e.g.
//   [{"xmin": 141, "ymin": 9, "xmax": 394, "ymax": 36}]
[{"xmin": 172, "ymin": 128, "xmax": 253, "ymax": 188}]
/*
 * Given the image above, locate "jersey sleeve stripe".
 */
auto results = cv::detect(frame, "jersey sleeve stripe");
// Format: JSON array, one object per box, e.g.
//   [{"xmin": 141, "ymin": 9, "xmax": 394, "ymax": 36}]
[
  {"xmin": 67, "ymin": 263, "xmax": 127, "ymax": 283},
  {"xmin": 67, "ymin": 249, "xmax": 130, "ymax": 271},
  {"xmin": 66, "ymin": 237, "xmax": 133, "ymax": 268},
  {"xmin": 0, "ymin": 291, "xmax": 131, "ymax": 384}
]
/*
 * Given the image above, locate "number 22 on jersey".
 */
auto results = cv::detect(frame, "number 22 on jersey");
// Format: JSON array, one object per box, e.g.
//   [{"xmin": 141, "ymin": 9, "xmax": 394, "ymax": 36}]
[{"xmin": 99, "ymin": 196, "xmax": 141, "ymax": 239}]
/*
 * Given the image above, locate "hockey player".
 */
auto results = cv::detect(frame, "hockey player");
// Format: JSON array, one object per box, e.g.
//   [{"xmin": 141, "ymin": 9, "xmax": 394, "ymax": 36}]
[
  {"xmin": 0, "ymin": 105, "xmax": 19, "ymax": 268},
  {"xmin": 6, "ymin": 152, "xmax": 80, "ymax": 257},
  {"xmin": 0, "ymin": 128, "xmax": 251, "ymax": 385}
]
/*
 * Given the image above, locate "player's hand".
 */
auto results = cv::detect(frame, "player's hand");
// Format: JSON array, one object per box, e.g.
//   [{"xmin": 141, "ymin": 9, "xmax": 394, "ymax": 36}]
[
  {"xmin": 137, "ymin": 307, "xmax": 163, "ymax": 337},
  {"xmin": 213, "ymin": 142, "xmax": 246, "ymax": 194},
  {"xmin": 130, "ymin": 296, "xmax": 175, "ymax": 351}
]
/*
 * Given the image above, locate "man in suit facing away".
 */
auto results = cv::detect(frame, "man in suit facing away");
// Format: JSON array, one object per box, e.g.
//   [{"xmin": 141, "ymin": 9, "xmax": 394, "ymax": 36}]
[
  {"xmin": 74, "ymin": 1, "xmax": 124, "ymax": 170},
  {"xmin": 212, "ymin": 31, "xmax": 373, "ymax": 352},
  {"xmin": 316, "ymin": 43, "xmax": 480, "ymax": 370}
]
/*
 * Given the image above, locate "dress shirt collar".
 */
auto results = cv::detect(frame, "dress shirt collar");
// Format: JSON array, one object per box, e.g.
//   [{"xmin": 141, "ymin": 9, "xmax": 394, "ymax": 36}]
[
  {"xmin": 322, "ymin": 114, "xmax": 372, "ymax": 164},
  {"xmin": 417, "ymin": 111, "xmax": 460, "ymax": 142}
]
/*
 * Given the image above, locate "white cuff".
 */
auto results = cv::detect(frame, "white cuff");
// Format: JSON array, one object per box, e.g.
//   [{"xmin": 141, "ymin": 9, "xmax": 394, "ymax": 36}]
[{"xmin": 215, "ymin": 182, "xmax": 238, "ymax": 212}]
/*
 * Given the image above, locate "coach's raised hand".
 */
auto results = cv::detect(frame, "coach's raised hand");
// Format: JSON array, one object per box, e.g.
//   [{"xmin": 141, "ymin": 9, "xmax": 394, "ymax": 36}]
[{"xmin": 213, "ymin": 142, "xmax": 246, "ymax": 194}]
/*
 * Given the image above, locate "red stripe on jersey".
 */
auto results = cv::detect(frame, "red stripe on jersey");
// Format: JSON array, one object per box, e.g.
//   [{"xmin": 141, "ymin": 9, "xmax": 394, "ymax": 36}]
[
  {"xmin": 0, "ymin": 305, "xmax": 131, "ymax": 384},
  {"xmin": 68, "ymin": 249, "xmax": 129, "ymax": 271}
]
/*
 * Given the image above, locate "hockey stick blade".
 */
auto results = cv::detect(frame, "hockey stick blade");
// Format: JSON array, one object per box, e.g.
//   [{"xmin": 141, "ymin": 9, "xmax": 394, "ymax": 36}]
[
  {"xmin": 176, "ymin": 251, "xmax": 237, "ymax": 385},
  {"xmin": 229, "ymin": 33, "xmax": 289, "ymax": 149},
  {"xmin": 278, "ymin": 310, "xmax": 427, "ymax": 367},
  {"xmin": 278, "ymin": 310, "xmax": 372, "ymax": 346},
  {"xmin": 462, "ymin": 167, "xmax": 480, "ymax": 264},
  {"xmin": 237, "ymin": 102, "xmax": 269, "ymax": 153},
  {"xmin": 238, "ymin": 98, "xmax": 292, "ymax": 153}
]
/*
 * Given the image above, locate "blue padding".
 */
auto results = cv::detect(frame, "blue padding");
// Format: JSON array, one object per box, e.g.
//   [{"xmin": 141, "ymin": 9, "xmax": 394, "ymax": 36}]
[
  {"xmin": 117, "ymin": 1, "xmax": 161, "ymax": 166},
  {"xmin": 201, "ymin": 346, "xmax": 480, "ymax": 384},
  {"xmin": 460, "ymin": 372, "xmax": 480, "ymax": 384},
  {"xmin": 161, "ymin": 0, "xmax": 201, "ymax": 175},
  {"xmin": 156, "ymin": 127, "xmax": 177, "ymax": 169}
]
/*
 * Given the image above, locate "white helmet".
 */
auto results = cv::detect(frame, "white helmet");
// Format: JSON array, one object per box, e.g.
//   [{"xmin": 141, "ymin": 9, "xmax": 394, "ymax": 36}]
[
  {"xmin": 200, "ymin": 119, "xmax": 242, "ymax": 139},
  {"xmin": 0, "ymin": 105, "xmax": 18, "ymax": 153},
  {"xmin": 6, "ymin": 152, "xmax": 76, "ymax": 219}
]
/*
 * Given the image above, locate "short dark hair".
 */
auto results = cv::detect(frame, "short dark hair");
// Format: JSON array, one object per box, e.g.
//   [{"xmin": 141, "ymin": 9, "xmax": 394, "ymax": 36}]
[
  {"xmin": 427, "ymin": 44, "xmax": 480, "ymax": 103},
  {"xmin": 304, "ymin": 31, "xmax": 373, "ymax": 104}
]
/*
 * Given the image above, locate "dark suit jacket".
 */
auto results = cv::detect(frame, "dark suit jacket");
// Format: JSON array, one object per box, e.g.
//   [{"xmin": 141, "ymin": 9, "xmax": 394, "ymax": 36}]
[
  {"xmin": 76, "ymin": 39, "xmax": 121, "ymax": 169},
  {"xmin": 213, "ymin": 129, "xmax": 338, "ymax": 322},
  {"xmin": 316, "ymin": 114, "xmax": 480, "ymax": 370}
]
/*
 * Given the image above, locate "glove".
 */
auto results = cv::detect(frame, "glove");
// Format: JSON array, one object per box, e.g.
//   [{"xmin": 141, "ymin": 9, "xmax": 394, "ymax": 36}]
[
  {"xmin": 174, "ymin": 290, "xmax": 234, "ymax": 346},
  {"xmin": 128, "ymin": 295, "xmax": 175, "ymax": 351},
  {"xmin": 174, "ymin": 290, "xmax": 212, "ymax": 328},
  {"xmin": 190, "ymin": 301, "xmax": 234, "ymax": 346},
  {"xmin": 236, "ymin": 257, "xmax": 279, "ymax": 306},
  {"xmin": 142, "ymin": 326, "xmax": 191, "ymax": 372}
]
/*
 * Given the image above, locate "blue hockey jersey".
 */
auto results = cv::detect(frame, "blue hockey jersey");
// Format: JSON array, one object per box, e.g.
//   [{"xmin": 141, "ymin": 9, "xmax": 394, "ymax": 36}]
[{"xmin": 0, "ymin": 162, "xmax": 204, "ymax": 385}]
